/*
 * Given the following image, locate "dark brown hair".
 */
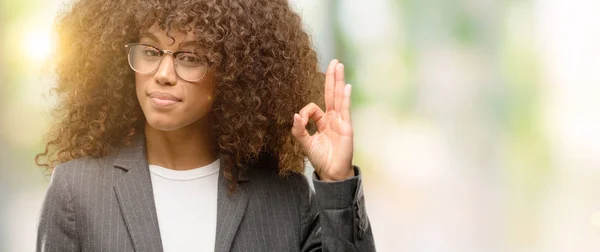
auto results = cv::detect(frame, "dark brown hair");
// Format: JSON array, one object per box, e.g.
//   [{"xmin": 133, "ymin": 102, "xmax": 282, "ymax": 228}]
[{"xmin": 36, "ymin": 0, "xmax": 323, "ymax": 188}]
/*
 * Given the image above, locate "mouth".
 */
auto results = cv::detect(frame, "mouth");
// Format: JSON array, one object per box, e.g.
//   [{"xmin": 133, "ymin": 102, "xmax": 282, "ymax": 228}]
[{"xmin": 148, "ymin": 91, "xmax": 182, "ymax": 107}]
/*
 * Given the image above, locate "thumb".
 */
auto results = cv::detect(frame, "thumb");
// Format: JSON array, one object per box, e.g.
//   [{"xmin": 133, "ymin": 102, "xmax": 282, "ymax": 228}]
[{"xmin": 291, "ymin": 113, "xmax": 311, "ymax": 149}]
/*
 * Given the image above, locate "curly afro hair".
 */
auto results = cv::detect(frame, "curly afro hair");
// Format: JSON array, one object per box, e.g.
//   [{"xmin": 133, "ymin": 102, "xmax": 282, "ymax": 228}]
[{"xmin": 36, "ymin": 0, "xmax": 325, "ymax": 188}]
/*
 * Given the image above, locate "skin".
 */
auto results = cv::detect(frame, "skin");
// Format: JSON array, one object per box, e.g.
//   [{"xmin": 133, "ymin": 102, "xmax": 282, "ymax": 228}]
[
  {"xmin": 136, "ymin": 23, "xmax": 218, "ymax": 170},
  {"xmin": 138, "ymin": 25, "xmax": 355, "ymax": 182},
  {"xmin": 291, "ymin": 60, "xmax": 355, "ymax": 182}
]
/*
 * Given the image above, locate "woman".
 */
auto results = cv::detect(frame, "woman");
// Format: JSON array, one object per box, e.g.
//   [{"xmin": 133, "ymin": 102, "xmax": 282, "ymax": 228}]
[{"xmin": 36, "ymin": 0, "xmax": 375, "ymax": 251}]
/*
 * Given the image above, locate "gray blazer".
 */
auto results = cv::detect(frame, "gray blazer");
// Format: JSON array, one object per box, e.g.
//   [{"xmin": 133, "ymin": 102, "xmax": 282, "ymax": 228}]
[{"xmin": 37, "ymin": 136, "xmax": 375, "ymax": 252}]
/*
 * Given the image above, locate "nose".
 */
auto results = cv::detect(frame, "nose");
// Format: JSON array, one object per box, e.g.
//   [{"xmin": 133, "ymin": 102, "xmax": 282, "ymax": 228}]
[{"xmin": 154, "ymin": 55, "xmax": 177, "ymax": 86}]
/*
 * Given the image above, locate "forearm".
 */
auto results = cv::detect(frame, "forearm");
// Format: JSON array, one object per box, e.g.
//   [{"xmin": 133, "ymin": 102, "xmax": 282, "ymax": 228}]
[{"xmin": 312, "ymin": 166, "xmax": 376, "ymax": 251}]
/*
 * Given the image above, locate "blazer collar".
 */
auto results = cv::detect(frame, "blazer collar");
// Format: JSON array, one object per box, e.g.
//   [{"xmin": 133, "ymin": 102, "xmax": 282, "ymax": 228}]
[
  {"xmin": 113, "ymin": 134, "xmax": 164, "ymax": 252},
  {"xmin": 215, "ymin": 163, "xmax": 251, "ymax": 252},
  {"xmin": 113, "ymin": 134, "xmax": 146, "ymax": 171},
  {"xmin": 112, "ymin": 133, "xmax": 252, "ymax": 252}
]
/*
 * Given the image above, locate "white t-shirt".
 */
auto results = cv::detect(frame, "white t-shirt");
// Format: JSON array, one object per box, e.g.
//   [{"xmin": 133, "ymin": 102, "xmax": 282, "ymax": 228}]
[{"xmin": 149, "ymin": 158, "xmax": 220, "ymax": 252}]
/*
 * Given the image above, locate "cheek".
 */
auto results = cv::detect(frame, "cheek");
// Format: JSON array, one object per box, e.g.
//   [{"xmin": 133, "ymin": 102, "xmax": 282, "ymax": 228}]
[
  {"xmin": 184, "ymin": 81, "xmax": 217, "ymax": 114},
  {"xmin": 134, "ymin": 73, "xmax": 149, "ymax": 95}
]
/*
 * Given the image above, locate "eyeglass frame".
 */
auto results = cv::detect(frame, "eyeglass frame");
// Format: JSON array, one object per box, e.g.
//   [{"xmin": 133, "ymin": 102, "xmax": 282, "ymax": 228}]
[{"xmin": 124, "ymin": 43, "xmax": 209, "ymax": 82}]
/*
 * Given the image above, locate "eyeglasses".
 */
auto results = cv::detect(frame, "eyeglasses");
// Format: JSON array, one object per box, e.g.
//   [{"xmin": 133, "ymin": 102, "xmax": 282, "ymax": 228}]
[{"xmin": 125, "ymin": 43, "xmax": 209, "ymax": 82}]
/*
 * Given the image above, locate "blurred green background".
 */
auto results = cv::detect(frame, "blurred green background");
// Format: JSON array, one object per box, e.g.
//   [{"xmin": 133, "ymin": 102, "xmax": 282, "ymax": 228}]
[{"xmin": 3, "ymin": 0, "xmax": 600, "ymax": 251}]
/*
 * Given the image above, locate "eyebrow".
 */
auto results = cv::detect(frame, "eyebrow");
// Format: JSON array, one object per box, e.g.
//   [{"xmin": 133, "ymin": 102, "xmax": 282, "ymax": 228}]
[
  {"xmin": 140, "ymin": 32, "xmax": 197, "ymax": 51},
  {"xmin": 179, "ymin": 40, "xmax": 196, "ymax": 50},
  {"xmin": 139, "ymin": 32, "xmax": 160, "ymax": 44}
]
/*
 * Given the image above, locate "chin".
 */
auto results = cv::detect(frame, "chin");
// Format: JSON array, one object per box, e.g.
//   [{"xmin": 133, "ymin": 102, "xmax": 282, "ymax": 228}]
[{"xmin": 145, "ymin": 114, "xmax": 184, "ymax": 132}]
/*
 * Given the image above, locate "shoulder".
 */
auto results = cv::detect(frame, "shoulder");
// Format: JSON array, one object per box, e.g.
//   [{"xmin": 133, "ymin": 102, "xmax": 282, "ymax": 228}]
[
  {"xmin": 50, "ymin": 152, "xmax": 121, "ymax": 192},
  {"xmin": 246, "ymin": 156, "xmax": 313, "ymax": 204},
  {"xmin": 53, "ymin": 153, "xmax": 117, "ymax": 175},
  {"xmin": 255, "ymin": 169, "xmax": 311, "ymax": 192}
]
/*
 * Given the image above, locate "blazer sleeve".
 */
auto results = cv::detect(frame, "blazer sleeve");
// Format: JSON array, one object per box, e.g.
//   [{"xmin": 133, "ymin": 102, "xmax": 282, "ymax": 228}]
[
  {"xmin": 37, "ymin": 164, "xmax": 80, "ymax": 252},
  {"xmin": 300, "ymin": 166, "xmax": 376, "ymax": 252}
]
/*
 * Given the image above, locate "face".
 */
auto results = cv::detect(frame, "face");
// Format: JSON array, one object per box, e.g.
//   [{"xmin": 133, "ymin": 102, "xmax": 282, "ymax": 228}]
[{"xmin": 132, "ymin": 23, "xmax": 217, "ymax": 132}]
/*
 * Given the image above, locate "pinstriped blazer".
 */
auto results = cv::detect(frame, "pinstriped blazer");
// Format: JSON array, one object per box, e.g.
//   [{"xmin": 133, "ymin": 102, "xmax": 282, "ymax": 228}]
[{"xmin": 36, "ymin": 136, "xmax": 375, "ymax": 252}]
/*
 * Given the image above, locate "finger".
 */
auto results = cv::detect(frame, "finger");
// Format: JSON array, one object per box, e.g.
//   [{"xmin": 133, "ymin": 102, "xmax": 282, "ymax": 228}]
[
  {"xmin": 325, "ymin": 59, "xmax": 338, "ymax": 112},
  {"xmin": 299, "ymin": 102, "xmax": 326, "ymax": 130},
  {"xmin": 341, "ymin": 84, "xmax": 352, "ymax": 122},
  {"xmin": 291, "ymin": 113, "xmax": 310, "ymax": 149},
  {"xmin": 334, "ymin": 63, "xmax": 345, "ymax": 112}
]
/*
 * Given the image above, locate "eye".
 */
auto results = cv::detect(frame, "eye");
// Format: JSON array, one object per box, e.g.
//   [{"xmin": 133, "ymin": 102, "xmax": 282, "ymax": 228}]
[
  {"xmin": 143, "ymin": 47, "xmax": 160, "ymax": 57},
  {"xmin": 177, "ymin": 53, "xmax": 204, "ymax": 66},
  {"xmin": 180, "ymin": 54, "xmax": 200, "ymax": 62}
]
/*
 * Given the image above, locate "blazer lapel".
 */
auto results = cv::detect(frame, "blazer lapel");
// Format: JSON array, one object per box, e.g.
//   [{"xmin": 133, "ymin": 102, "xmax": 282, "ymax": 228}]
[
  {"xmin": 215, "ymin": 155, "xmax": 251, "ymax": 252},
  {"xmin": 113, "ymin": 136, "xmax": 164, "ymax": 252}
]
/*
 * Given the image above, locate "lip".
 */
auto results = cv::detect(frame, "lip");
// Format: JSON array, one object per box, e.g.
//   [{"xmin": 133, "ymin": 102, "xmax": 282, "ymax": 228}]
[{"xmin": 148, "ymin": 91, "xmax": 181, "ymax": 108}]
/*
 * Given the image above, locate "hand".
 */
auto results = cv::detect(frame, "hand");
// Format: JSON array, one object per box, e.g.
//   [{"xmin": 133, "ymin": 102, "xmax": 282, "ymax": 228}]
[{"xmin": 291, "ymin": 59, "xmax": 354, "ymax": 182}]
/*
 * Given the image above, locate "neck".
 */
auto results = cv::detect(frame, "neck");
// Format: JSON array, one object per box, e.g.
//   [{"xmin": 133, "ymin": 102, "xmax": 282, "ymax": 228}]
[{"xmin": 144, "ymin": 119, "xmax": 217, "ymax": 171}]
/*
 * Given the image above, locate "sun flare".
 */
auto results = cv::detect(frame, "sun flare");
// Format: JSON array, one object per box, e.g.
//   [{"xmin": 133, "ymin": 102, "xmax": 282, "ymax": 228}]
[{"xmin": 22, "ymin": 29, "xmax": 54, "ymax": 63}]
